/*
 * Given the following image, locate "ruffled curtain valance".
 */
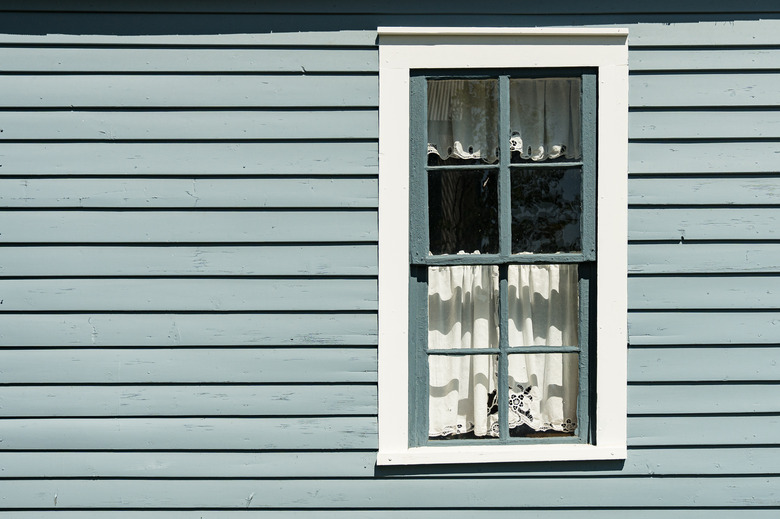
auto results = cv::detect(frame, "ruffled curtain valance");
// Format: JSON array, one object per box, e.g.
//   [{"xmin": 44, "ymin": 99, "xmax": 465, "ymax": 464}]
[{"xmin": 427, "ymin": 78, "xmax": 581, "ymax": 163}]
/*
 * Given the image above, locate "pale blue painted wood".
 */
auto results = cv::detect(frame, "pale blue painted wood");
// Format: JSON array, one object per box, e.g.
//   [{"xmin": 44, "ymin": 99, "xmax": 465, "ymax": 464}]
[
  {"xmin": 628, "ymin": 384, "xmax": 780, "ymax": 414},
  {"xmin": 628, "ymin": 177, "xmax": 780, "ymax": 205},
  {"xmin": 0, "ymin": 142, "xmax": 378, "ymax": 176},
  {"xmin": 630, "ymin": 48, "xmax": 780, "ymax": 71},
  {"xmin": 629, "ymin": 208, "xmax": 780, "ymax": 240},
  {"xmin": 630, "ymin": 73, "xmax": 780, "ymax": 107},
  {"xmin": 0, "ymin": 417, "xmax": 378, "ymax": 450},
  {"xmin": 0, "ymin": 385, "xmax": 377, "ymax": 417},
  {"xmin": 7, "ymin": 0, "xmax": 780, "ymax": 14},
  {"xmin": 0, "ymin": 47, "xmax": 378, "ymax": 72},
  {"xmin": 629, "ymin": 19, "xmax": 780, "ymax": 46},
  {"xmin": 629, "ymin": 110, "xmax": 780, "ymax": 139},
  {"xmin": 5, "ymin": 448, "xmax": 780, "ymax": 478},
  {"xmin": 629, "ymin": 347, "xmax": 780, "ymax": 380},
  {"xmin": 0, "ymin": 178, "xmax": 378, "ymax": 208},
  {"xmin": 629, "ymin": 276, "xmax": 780, "ymax": 309},
  {"xmin": 0, "ymin": 245, "xmax": 378, "ymax": 276},
  {"xmin": 630, "ymin": 142, "xmax": 780, "ymax": 174},
  {"xmin": 0, "ymin": 210, "xmax": 377, "ymax": 242},
  {"xmin": 3, "ymin": 383, "xmax": 773, "ymax": 418},
  {"xmin": 0, "ymin": 75, "xmax": 377, "ymax": 107},
  {"xmin": 1, "ymin": 513, "xmax": 779, "ymax": 519},
  {"xmin": 0, "ymin": 110, "xmax": 378, "ymax": 140},
  {"xmin": 0, "ymin": 476, "xmax": 777, "ymax": 508},
  {"xmin": 630, "ymin": 313, "xmax": 780, "ymax": 345},
  {"xmin": 0, "ymin": 278, "xmax": 378, "ymax": 311},
  {"xmin": 0, "ymin": 314, "xmax": 377, "ymax": 347},
  {"xmin": 629, "ymin": 243, "xmax": 780, "ymax": 273},
  {"xmin": 629, "ymin": 416, "xmax": 780, "ymax": 446},
  {"xmin": 0, "ymin": 348, "xmax": 377, "ymax": 383}
]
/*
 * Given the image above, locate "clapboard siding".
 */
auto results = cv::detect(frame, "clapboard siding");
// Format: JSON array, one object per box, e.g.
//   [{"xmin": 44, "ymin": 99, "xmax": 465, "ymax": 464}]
[
  {"xmin": 0, "ymin": 75, "xmax": 378, "ymax": 108},
  {"xmin": 629, "ymin": 110, "xmax": 780, "ymax": 139},
  {"xmin": 0, "ymin": 278, "xmax": 378, "ymax": 311},
  {"xmin": 0, "ymin": 245, "xmax": 378, "ymax": 276},
  {"xmin": 2, "ymin": 383, "xmax": 775, "ymax": 417},
  {"xmin": 0, "ymin": 142, "xmax": 378, "ymax": 176},
  {"xmin": 0, "ymin": 47, "xmax": 378, "ymax": 72},
  {"xmin": 0, "ymin": 477, "xmax": 778, "ymax": 509},
  {"xmin": 0, "ymin": 346, "xmax": 771, "ymax": 383},
  {"xmin": 0, "ymin": 4, "xmax": 778, "ymax": 517},
  {"xmin": 0, "ymin": 385, "xmax": 378, "ymax": 417},
  {"xmin": 0, "ymin": 210, "xmax": 377, "ymax": 242},
  {"xmin": 0, "ymin": 110, "xmax": 378, "ymax": 140},
  {"xmin": 0, "ymin": 314, "xmax": 377, "ymax": 347},
  {"xmin": 0, "ymin": 348, "xmax": 378, "ymax": 383},
  {"xmin": 4, "ymin": 448, "xmax": 780, "ymax": 478}
]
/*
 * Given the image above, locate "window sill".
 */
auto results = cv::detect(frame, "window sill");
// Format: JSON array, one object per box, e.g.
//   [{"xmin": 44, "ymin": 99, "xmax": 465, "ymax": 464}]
[{"xmin": 378, "ymin": 444, "xmax": 627, "ymax": 466}]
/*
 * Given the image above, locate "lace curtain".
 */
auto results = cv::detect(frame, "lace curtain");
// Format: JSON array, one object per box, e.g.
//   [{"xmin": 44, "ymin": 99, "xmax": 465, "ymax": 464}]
[
  {"xmin": 427, "ymin": 78, "xmax": 581, "ymax": 163},
  {"xmin": 428, "ymin": 265, "xmax": 579, "ymax": 437}
]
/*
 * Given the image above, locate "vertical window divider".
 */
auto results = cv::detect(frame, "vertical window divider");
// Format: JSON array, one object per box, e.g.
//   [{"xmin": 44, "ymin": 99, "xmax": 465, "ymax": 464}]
[{"xmin": 497, "ymin": 75, "xmax": 511, "ymax": 441}]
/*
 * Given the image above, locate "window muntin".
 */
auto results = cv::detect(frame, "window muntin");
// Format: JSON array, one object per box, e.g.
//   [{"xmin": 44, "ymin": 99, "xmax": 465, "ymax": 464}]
[{"xmin": 410, "ymin": 71, "xmax": 596, "ymax": 446}]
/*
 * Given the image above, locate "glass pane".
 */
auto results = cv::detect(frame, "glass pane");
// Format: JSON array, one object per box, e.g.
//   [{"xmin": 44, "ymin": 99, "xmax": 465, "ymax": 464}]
[
  {"xmin": 509, "ymin": 77, "xmax": 581, "ymax": 163},
  {"xmin": 511, "ymin": 167, "xmax": 582, "ymax": 253},
  {"xmin": 429, "ymin": 354, "xmax": 499, "ymax": 439},
  {"xmin": 427, "ymin": 79, "xmax": 499, "ymax": 166},
  {"xmin": 429, "ymin": 169, "xmax": 498, "ymax": 254},
  {"xmin": 507, "ymin": 353, "xmax": 578, "ymax": 437},
  {"xmin": 428, "ymin": 265, "xmax": 499, "ymax": 350},
  {"xmin": 507, "ymin": 264, "xmax": 579, "ymax": 347}
]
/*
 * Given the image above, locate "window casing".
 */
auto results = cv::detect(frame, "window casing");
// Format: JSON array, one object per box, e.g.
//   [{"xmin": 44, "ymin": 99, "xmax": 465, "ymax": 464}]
[{"xmin": 378, "ymin": 27, "xmax": 628, "ymax": 465}]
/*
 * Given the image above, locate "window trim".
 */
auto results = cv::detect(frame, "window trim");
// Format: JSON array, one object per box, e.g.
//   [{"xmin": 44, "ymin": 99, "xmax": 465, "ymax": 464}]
[{"xmin": 378, "ymin": 27, "xmax": 628, "ymax": 465}]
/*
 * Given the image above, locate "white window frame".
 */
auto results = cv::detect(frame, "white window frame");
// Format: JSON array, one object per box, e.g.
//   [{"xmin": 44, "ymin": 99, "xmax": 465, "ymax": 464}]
[{"xmin": 377, "ymin": 26, "xmax": 628, "ymax": 465}]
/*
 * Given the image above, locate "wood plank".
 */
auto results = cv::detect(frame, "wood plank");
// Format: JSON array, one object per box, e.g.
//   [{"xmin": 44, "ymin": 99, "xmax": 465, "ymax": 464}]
[
  {"xmin": 629, "ymin": 20, "xmax": 780, "ymax": 46},
  {"xmin": 629, "ymin": 243, "xmax": 780, "ymax": 274},
  {"xmin": 5, "ymin": 0, "xmax": 780, "ymax": 14},
  {"xmin": 3, "ymin": 383, "xmax": 771, "ymax": 418},
  {"xmin": 0, "ymin": 210, "xmax": 377, "ymax": 243},
  {"xmin": 629, "ymin": 110, "xmax": 780, "ymax": 139},
  {"xmin": 629, "ymin": 276, "xmax": 780, "ymax": 309},
  {"xmin": 630, "ymin": 48, "xmax": 780, "ymax": 71},
  {"xmin": 0, "ymin": 385, "xmax": 376, "ymax": 417},
  {"xmin": 629, "ymin": 384, "xmax": 780, "ymax": 414},
  {"xmin": 0, "ymin": 245, "xmax": 378, "ymax": 276},
  {"xmin": 0, "ymin": 110, "xmax": 378, "ymax": 140},
  {"xmin": 629, "ymin": 415, "xmax": 780, "ymax": 446},
  {"xmin": 0, "ymin": 177, "xmax": 378, "ymax": 209},
  {"xmin": 0, "ymin": 314, "xmax": 377, "ymax": 347},
  {"xmin": 629, "ymin": 312, "xmax": 780, "ymax": 345},
  {"xmin": 0, "ymin": 29, "xmax": 379, "ymax": 46},
  {"xmin": 628, "ymin": 177, "xmax": 780, "ymax": 205},
  {"xmin": 0, "ymin": 142, "xmax": 378, "ymax": 176},
  {"xmin": 629, "ymin": 347, "xmax": 780, "ymax": 381},
  {"xmin": 629, "ymin": 208, "xmax": 780, "ymax": 240},
  {"xmin": 0, "ymin": 278, "xmax": 378, "ymax": 311},
  {"xmin": 629, "ymin": 142, "xmax": 780, "ymax": 174},
  {"xmin": 629, "ymin": 73, "xmax": 780, "ymax": 107},
  {"xmin": 0, "ymin": 476, "xmax": 776, "ymax": 508},
  {"xmin": 2, "ymin": 512, "xmax": 780, "ymax": 519},
  {"xmin": 0, "ymin": 348, "xmax": 378, "ymax": 383},
  {"xmin": 0, "ymin": 47, "xmax": 377, "ymax": 72},
  {"xmin": 0, "ymin": 417, "xmax": 377, "ymax": 450},
  {"xmin": 0, "ymin": 75, "xmax": 377, "ymax": 108},
  {"xmin": 4, "ymin": 447, "xmax": 780, "ymax": 478}
]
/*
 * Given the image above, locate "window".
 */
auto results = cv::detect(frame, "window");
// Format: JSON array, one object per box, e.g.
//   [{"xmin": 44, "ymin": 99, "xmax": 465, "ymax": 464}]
[{"xmin": 378, "ymin": 27, "xmax": 628, "ymax": 465}]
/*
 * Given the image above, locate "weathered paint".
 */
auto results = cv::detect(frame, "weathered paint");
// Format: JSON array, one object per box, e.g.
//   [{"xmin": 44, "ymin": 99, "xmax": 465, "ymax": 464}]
[{"xmin": 0, "ymin": 2, "xmax": 778, "ymax": 516}]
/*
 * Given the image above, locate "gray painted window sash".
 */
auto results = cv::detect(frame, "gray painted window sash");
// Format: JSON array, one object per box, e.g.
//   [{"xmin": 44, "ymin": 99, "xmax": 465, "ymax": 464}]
[{"xmin": 409, "ymin": 70, "xmax": 597, "ymax": 447}]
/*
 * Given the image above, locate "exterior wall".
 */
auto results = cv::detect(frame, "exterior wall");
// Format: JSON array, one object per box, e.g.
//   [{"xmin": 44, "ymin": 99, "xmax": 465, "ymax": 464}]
[{"xmin": 1, "ymin": 2, "xmax": 779, "ymax": 515}]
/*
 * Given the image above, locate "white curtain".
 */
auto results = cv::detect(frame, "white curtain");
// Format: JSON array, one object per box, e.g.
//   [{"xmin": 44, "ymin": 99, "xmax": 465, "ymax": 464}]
[
  {"xmin": 427, "ymin": 78, "xmax": 581, "ymax": 163},
  {"xmin": 428, "ymin": 264, "xmax": 579, "ymax": 438}
]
